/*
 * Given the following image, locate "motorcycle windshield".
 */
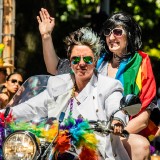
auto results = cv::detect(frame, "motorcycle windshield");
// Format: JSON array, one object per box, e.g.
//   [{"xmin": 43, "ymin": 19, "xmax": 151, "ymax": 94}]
[{"xmin": 6, "ymin": 75, "xmax": 50, "ymax": 107}]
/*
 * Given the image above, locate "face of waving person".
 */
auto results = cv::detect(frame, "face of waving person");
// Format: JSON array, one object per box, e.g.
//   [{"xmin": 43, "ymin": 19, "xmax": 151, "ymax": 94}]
[
  {"xmin": 105, "ymin": 26, "xmax": 128, "ymax": 57},
  {"xmin": 70, "ymin": 45, "xmax": 96, "ymax": 82}
]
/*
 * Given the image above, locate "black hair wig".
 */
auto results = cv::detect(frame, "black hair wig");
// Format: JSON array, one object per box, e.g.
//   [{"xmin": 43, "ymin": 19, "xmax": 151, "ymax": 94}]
[{"xmin": 101, "ymin": 11, "xmax": 142, "ymax": 56}]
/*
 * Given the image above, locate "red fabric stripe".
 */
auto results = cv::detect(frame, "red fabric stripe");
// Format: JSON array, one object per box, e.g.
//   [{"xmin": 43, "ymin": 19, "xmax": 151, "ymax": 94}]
[
  {"xmin": 138, "ymin": 51, "xmax": 156, "ymax": 113},
  {"xmin": 140, "ymin": 119, "xmax": 158, "ymax": 137}
]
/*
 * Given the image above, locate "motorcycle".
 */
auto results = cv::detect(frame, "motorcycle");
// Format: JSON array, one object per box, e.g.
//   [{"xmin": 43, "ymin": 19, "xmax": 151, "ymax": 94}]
[{"xmin": 0, "ymin": 75, "xmax": 142, "ymax": 160}]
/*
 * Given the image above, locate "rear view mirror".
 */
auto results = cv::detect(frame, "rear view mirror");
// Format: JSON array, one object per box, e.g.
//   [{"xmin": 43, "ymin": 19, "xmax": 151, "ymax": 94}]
[{"xmin": 120, "ymin": 94, "xmax": 141, "ymax": 116}]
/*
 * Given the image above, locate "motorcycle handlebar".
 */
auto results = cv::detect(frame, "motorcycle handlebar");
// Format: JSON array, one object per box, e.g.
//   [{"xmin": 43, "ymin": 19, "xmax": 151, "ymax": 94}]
[{"xmin": 88, "ymin": 120, "xmax": 129, "ymax": 138}]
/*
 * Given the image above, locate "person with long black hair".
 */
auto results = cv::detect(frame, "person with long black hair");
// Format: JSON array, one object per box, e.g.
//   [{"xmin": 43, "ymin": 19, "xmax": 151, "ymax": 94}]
[{"xmin": 37, "ymin": 9, "xmax": 156, "ymax": 159}]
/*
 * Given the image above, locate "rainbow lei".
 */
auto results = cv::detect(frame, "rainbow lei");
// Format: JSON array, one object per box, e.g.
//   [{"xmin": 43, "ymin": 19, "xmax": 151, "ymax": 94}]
[
  {"xmin": 6, "ymin": 116, "xmax": 99, "ymax": 160},
  {"xmin": 0, "ymin": 109, "xmax": 99, "ymax": 159},
  {"xmin": 55, "ymin": 116, "xmax": 99, "ymax": 160}
]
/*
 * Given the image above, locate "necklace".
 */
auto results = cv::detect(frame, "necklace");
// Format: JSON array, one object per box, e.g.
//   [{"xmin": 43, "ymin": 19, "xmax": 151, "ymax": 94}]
[{"xmin": 68, "ymin": 85, "xmax": 75, "ymax": 118}]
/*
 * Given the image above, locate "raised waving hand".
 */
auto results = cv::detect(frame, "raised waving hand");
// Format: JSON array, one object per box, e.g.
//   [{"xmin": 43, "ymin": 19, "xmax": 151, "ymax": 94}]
[
  {"xmin": 37, "ymin": 8, "xmax": 59, "ymax": 75},
  {"xmin": 37, "ymin": 8, "xmax": 55, "ymax": 37}
]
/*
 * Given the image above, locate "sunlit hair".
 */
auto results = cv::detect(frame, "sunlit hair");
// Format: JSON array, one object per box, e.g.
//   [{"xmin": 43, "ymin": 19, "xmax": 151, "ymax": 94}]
[
  {"xmin": 101, "ymin": 11, "xmax": 142, "ymax": 55},
  {"xmin": 64, "ymin": 27, "xmax": 104, "ymax": 61}
]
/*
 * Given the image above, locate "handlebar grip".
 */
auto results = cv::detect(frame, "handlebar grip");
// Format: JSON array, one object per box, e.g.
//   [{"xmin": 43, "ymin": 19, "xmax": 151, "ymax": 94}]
[
  {"xmin": 89, "ymin": 120, "xmax": 97, "ymax": 124},
  {"xmin": 4, "ymin": 107, "xmax": 10, "ymax": 118}
]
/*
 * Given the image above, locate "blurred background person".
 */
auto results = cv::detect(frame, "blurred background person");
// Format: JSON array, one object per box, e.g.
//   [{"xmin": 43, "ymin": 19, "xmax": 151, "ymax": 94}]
[
  {"xmin": 0, "ymin": 65, "xmax": 14, "ymax": 91},
  {"xmin": 0, "ymin": 43, "xmax": 15, "ymax": 91},
  {"xmin": 0, "ymin": 72, "xmax": 23, "ymax": 109},
  {"xmin": 0, "ymin": 68, "xmax": 7, "ymax": 89}
]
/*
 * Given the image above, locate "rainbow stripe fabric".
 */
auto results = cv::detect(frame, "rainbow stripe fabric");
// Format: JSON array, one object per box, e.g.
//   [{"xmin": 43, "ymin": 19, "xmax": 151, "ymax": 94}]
[
  {"xmin": 116, "ymin": 51, "xmax": 157, "ymax": 138},
  {"xmin": 116, "ymin": 50, "xmax": 156, "ymax": 114},
  {"xmin": 98, "ymin": 50, "xmax": 157, "ymax": 138}
]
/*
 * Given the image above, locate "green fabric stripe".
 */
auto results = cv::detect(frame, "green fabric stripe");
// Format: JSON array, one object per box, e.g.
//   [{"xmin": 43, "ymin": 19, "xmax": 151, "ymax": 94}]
[{"xmin": 123, "ymin": 52, "xmax": 142, "ymax": 95}]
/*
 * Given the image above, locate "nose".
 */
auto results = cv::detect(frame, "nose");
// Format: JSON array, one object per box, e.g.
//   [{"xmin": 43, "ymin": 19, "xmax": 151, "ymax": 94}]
[
  {"xmin": 109, "ymin": 32, "xmax": 115, "ymax": 40},
  {"xmin": 14, "ymin": 82, "xmax": 19, "ymax": 87},
  {"xmin": 14, "ymin": 82, "xmax": 21, "ymax": 86},
  {"xmin": 79, "ymin": 57, "xmax": 86, "ymax": 66}
]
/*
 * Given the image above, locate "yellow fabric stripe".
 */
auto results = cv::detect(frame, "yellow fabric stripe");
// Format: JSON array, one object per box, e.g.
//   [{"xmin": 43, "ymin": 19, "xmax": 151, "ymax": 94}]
[{"xmin": 136, "ymin": 65, "xmax": 142, "ymax": 91}]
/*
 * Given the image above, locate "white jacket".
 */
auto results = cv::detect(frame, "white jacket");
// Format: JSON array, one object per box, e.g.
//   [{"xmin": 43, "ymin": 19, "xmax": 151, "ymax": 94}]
[{"xmin": 10, "ymin": 73, "xmax": 130, "ymax": 160}]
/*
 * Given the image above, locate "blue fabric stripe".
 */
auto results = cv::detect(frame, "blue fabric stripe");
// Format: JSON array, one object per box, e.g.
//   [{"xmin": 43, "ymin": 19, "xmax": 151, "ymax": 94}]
[
  {"xmin": 115, "ymin": 58, "xmax": 130, "ymax": 88},
  {"xmin": 96, "ymin": 52, "xmax": 106, "ymax": 69}
]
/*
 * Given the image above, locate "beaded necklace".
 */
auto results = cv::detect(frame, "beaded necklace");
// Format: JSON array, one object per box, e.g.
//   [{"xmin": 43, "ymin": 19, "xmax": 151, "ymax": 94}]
[{"xmin": 68, "ymin": 85, "xmax": 76, "ymax": 118}]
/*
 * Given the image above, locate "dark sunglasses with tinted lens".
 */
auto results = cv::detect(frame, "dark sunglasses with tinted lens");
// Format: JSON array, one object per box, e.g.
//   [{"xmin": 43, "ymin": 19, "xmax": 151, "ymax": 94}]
[
  {"xmin": 104, "ymin": 28, "xmax": 125, "ymax": 37},
  {"xmin": 9, "ymin": 79, "xmax": 23, "ymax": 85},
  {"xmin": 71, "ymin": 56, "xmax": 93, "ymax": 65}
]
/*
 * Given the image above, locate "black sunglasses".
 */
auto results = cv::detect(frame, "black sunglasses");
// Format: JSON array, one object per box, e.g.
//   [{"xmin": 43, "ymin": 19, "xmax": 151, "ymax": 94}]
[
  {"xmin": 71, "ymin": 56, "xmax": 93, "ymax": 65},
  {"xmin": 8, "ymin": 79, "xmax": 23, "ymax": 86},
  {"xmin": 104, "ymin": 28, "xmax": 125, "ymax": 37}
]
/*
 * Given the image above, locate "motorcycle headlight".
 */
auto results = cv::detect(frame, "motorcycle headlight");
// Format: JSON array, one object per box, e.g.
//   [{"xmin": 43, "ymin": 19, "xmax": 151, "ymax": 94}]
[{"xmin": 3, "ymin": 131, "xmax": 39, "ymax": 160}]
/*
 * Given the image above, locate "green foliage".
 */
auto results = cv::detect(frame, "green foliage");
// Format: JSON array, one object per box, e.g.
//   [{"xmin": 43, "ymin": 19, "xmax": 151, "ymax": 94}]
[
  {"xmin": 144, "ymin": 47, "xmax": 160, "ymax": 60},
  {"xmin": 52, "ymin": 0, "xmax": 100, "ymax": 22}
]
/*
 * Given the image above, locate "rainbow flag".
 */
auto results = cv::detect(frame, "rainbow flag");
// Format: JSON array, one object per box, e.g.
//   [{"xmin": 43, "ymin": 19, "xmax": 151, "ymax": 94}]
[
  {"xmin": 116, "ymin": 50, "xmax": 156, "ymax": 114},
  {"xmin": 97, "ymin": 50, "xmax": 157, "ymax": 137},
  {"xmin": 115, "ymin": 51, "xmax": 157, "ymax": 137}
]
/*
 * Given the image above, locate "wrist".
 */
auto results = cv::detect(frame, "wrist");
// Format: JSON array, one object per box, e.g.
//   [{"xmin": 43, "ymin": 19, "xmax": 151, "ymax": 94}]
[{"xmin": 41, "ymin": 32, "xmax": 52, "ymax": 39}]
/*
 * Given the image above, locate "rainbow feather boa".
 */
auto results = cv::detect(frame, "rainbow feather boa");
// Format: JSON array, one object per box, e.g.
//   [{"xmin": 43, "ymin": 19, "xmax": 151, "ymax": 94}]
[{"xmin": 0, "ymin": 112, "xmax": 99, "ymax": 160}]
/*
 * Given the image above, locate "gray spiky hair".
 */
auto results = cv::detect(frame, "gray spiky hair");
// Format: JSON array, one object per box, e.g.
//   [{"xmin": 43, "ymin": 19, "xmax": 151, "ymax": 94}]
[{"xmin": 64, "ymin": 27, "xmax": 104, "ymax": 60}]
